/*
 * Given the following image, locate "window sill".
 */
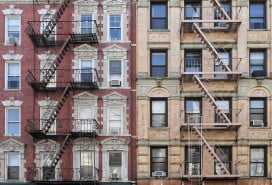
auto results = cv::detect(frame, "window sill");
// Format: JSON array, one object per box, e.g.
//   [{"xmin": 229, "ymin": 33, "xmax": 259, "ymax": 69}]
[
  {"xmin": 4, "ymin": 88, "xmax": 21, "ymax": 91},
  {"xmin": 149, "ymin": 29, "xmax": 170, "ymax": 32}
]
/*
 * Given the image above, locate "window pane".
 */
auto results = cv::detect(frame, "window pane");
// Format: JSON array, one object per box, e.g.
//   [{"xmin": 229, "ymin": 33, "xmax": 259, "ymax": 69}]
[
  {"xmin": 8, "ymin": 63, "xmax": 19, "ymax": 75},
  {"xmin": 151, "ymin": 51, "xmax": 167, "ymax": 77},
  {"xmin": 152, "ymin": 115, "xmax": 166, "ymax": 127},
  {"xmin": 151, "ymin": 3, "xmax": 167, "ymax": 29},
  {"xmin": 152, "ymin": 4, "xmax": 166, "ymax": 17},
  {"xmin": 110, "ymin": 60, "xmax": 121, "ymax": 74},
  {"xmin": 109, "ymin": 152, "xmax": 122, "ymax": 166},
  {"xmin": 186, "ymin": 100, "xmax": 200, "ymax": 113},
  {"xmin": 8, "ymin": 153, "xmax": 19, "ymax": 166},
  {"xmin": 251, "ymin": 148, "xmax": 264, "ymax": 162},
  {"xmin": 8, "ymin": 109, "xmax": 19, "ymax": 121},
  {"xmin": 250, "ymin": 4, "xmax": 264, "ymax": 17},
  {"xmin": 152, "ymin": 101, "xmax": 166, "ymax": 113},
  {"xmin": 251, "ymin": 100, "xmax": 264, "ymax": 108}
]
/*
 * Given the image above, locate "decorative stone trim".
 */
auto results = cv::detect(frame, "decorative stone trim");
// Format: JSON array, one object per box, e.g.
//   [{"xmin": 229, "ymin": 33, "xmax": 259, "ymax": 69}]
[
  {"xmin": 2, "ymin": 97, "xmax": 23, "ymax": 106},
  {"xmin": 2, "ymin": 5, "xmax": 23, "ymax": 15}
]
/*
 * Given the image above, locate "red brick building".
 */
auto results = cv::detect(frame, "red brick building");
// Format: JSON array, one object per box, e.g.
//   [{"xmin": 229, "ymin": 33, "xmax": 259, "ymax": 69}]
[{"xmin": 0, "ymin": 1, "xmax": 136, "ymax": 185}]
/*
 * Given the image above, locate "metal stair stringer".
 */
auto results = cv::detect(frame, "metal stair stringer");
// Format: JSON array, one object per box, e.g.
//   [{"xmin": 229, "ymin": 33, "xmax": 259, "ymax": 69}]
[
  {"xmin": 192, "ymin": 125, "xmax": 231, "ymax": 175},
  {"xmin": 42, "ymin": 0, "xmax": 71, "ymax": 38},
  {"xmin": 193, "ymin": 75, "xmax": 231, "ymax": 124},
  {"xmin": 45, "ymin": 133, "xmax": 72, "ymax": 179},
  {"xmin": 209, "ymin": 0, "xmax": 231, "ymax": 20},
  {"xmin": 192, "ymin": 23, "xmax": 231, "ymax": 73},
  {"xmin": 42, "ymin": 84, "xmax": 72, "ymax": 134},
  {"xmin": 42, "ymin": 36, "xmax": 72, "ymax": 88}
]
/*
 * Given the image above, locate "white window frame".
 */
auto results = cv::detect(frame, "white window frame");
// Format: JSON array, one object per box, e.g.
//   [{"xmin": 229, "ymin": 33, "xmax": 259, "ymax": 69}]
[
  {"xmin": 6, "ymin": 152, "xmax": 20, "ymax": 180},
  {"xmin": 108, "ymin": 60, "xmax": 122, "ymax": 87},
  {"xmin": 79, "ymin": 59, "xmax": 93, "ymax": 83},
  {"xmin": 108, "ymin": 14, "xmax": 122, "ymax": 41},
  {"xmin": 40, "ymin": 60, "xmax": 57, "ymax": 88},
  {"xmin": 109, "ymin": 151, "xmax": 123, "ymax": 179},
  {"xmin": 5, "ymin": 16, "xmax": 21, "ymax": 45},
  {"xmin": 108, "ymin": 106, "xmax": 123, "ymax": 134},
  {"xmin": 81, "ymin": 14, "xmax": 93, "ymax": 34},
  {"xmin": 5, "ymin": 61, "xmax": 21, "ymax": 90},
  {"xmin": 40, "ymin": 106, "xmax": 56, "ymax": 134},
  {"xmin": 5, "ymin": 107, "xmax": 21, "ymax": 136},
  {"xmin": 40, "ymin": 15, "xmax": 56, "ymax": 41}
]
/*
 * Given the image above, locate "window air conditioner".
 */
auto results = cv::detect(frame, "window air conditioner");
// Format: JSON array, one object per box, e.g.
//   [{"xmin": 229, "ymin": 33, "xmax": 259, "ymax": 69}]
[
  {"xmin": 111, "ymin": 173, "xmax": 120, "ymax": 179},
  {"xmin": 110, "ymin": 127, "xmax": 120, "ymax": 134},
  {"xmin": 110, "ymin": 80, "xmax": 121, "ymax": 86},
  {"xmin": 152, "ymin": 171, "xmax": 166, "ymax": 177},
  {"xmin": 252, "ymin": 120, "xmax": 264, "ymax": 126}
]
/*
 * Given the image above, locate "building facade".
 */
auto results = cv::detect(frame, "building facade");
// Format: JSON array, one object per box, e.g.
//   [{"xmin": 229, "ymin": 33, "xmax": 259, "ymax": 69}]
[
  {"xmin": 0, "ymin": 0, "xmax": 136, "ymax": 184},
  {"xmin": 136, "ymin": 0, "xmax": 272, "ymax": 185}
]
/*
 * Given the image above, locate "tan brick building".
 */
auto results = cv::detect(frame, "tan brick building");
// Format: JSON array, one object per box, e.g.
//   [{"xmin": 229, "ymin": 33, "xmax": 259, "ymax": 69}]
[{"xmin": 136, "ymin": 0, "xmax": 272, "ymax": 184}]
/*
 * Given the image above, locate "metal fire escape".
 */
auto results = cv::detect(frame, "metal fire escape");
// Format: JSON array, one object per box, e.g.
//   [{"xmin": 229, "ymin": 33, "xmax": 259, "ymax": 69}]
[
  {"xmin": 25, "ymin": 0, "xmax": 100, "ymax": 183},
  {"xmin": 180, "ymin": 0, "xmax": 241, "ymax": 180}
]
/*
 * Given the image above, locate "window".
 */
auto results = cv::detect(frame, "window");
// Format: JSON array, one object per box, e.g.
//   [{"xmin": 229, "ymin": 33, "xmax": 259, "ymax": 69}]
[
  {"xmin": 214, "ymin": 146, "xmax": 232, "ymax": 175},
  {"xmin": 109, "ymin": 107, "xmax": 122, "ymax": 134},
  {"xmin": 185, "ymin": 50, "xmax": 202, "ymax": 74},
  {"xmin": 250, "ymin": 147, "xmax": 266, "ymax": 177},
  {"xmin": 215, "ymin": 50, "xmax": 231, "ymax": 78},
  {"xmin": 214, "ymin": 1, "xmax": 231, "ymax": 27},
  {"xmin": 151, "ymin": 2, "xmax": 167, "ymax": 29},
  {"xmin": 250, "ymin": 98, "xmax": 266, "ymax": 127},
  {"xmin": 215, "ymin": 98, "xmax": 231, "ymax": 123},
  {"xmin": 81, "ymin": 60, "xmax": 93, "ymax": 83},
  {"xmin": 6, "ymin": 62, "xmax": 20, "ymax": 89},
  {"xmin": 6, "ymin": 108, "xmax": 20, "ymax": 135},
  {"xmin": 185, "ymin": 1, "xmax": 201, "ymax": 20},
  {"xmin": 151, "ymin": 147, "xmax": 167, "ymax": 177},
  {"xmin": 6, "ymin": 17, "xmax": 20, "ymax": 44},
  {"xmin": 250, "ymin": 50, "xmax": 266, "ymax": 77},
  {"xmin": 41, "ymin": 16, "xmax": 56, "ymax": 42},
  {"xmin": 109, "ymin": 14, "xmax": 121, "ymax": 40},
  {"xmin": 80, "ymin": 151, "xmax": 93, "ymax": 179},
  {"xmin": 7, "ymin": 152, "xmax": 20, "ymax": 180},
  {"xmin": 81, "ymin": 14, "xmax": 92, "ymax": 34},
  {"xmin": 151, "ymin": 98, "xmax": 167, "ymax": 127},
  {"xmin": 40, "ymin": 61, "xmax": 56, "ymax": 88},
  {"xmin": 249, "ymin": 2, "xmax": 266, "ymax": 29},
  {"xmin": 151, "ymin": 50, "xmax": 167, "ymax": 77},
  {"xmin": 109, "ymin": 60, "xmax": 122, "ymax": 86},
  {"xmin": 40, "ymin": 106, "xmax": 56, "ymax": 134},
  {"xmin": 42, "ymin": 153, "xmax": 55, "ymax": 180},
  {"xmin": 185, "ymin": 146, "xmax": 201, "ymax": 175},
  {"xmin": 185, "ymin": 98, "xmax": 201, "ymax": 124},
  {"xmin": 109, "ymin": 151, "xmax": 122, "ymax": 179}
]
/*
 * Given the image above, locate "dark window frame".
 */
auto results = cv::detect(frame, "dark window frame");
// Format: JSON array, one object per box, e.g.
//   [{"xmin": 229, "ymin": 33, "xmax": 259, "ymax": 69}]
[
  {"xmin": 185, "ymin": 145, "xmax": 202, "ymax": 175},
  {"xmin": 214, "ymin": 49, "xmax": 232, "ymax": 78},
  {"xmin": 184, "ymin": 50, "xmax": 202, "ymax": 75},
  {"xmin": 150, "ymin": 146, "xmax": 168, "ymax": 177},
  {"xmin": 185, "ymin": 98, "xmax": 202, "ymax": 124},
  {"xmin": 214, "ymin": 1, "xmax": 231, "ymax": 27},
  {"xmin": 150, "ymin": 50, "xmax": 167, "ymax": 77},
  {"xmin": 250, "ymin": 146, "xmax": 267, "ymax": 177},
  {"xmin": 214, "ymin": 146, "xmax": 232, "ymax": 175},
  {"xmin": 249, "ymin": 1, "xmax": 266, "ymax": 29},
  {"xmin": 250, "ymin": 98, "xmax": 267, "ymax": 127},
  {"xmin": 185, "ymin": 0, "xmax": 202, "ymax": 20},
  {"xmin": 214, "ymin": 97, "xmax": 232, "ymax": 123},
  {"xmin": 249, "ymin": 49, "xmax": 266, "ymax": 77},
  {"xmin": 150, "ymin": 2, "xmax": 168, "ymax": 29},
  {"xmin": 150, "ymin": 98, "xmax": 168, "ymax": 127}
]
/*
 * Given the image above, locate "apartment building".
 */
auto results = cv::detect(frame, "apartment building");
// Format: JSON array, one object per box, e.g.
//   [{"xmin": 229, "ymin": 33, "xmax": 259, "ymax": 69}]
[
  {"xmin": 136, "ymin": 0, "xmax": 272, "ymax": 185},
  {"xmin": 0, "ymin": 0, "xmax": 136, "ymax": 184}
]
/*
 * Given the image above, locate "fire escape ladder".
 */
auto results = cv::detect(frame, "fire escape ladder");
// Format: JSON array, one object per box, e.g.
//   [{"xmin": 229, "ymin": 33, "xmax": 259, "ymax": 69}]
[
  {"xmin": 42, "ymin": 84, "xmax": 72, "ymax": 134},
  {"xmin": 45, "ymin": 133, "xmax": 71, "ymax": 179},
  {"xmin": 42, "ymin": 36, "xmax": 72, "ymax": 87},
  {"xmin": 192, "ymin": 125, "xmax": 231, "ymax": 175},
  {"xmin": 42, "ymin": 0, "xmax": 71, "ymax": 38},
  {"xmin": 192, "ymin": 23, "xmax": 231, "ymax": 72},
  {"xmin": 193, "ymin": 75, "xmax": 231, "ymax": 124},
  {"xmin": 210, "ymin": 0, "xmax": 231, "ymax": 20}
]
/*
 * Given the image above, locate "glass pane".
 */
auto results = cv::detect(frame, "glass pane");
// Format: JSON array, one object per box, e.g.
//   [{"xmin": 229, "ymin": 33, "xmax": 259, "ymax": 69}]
[
  {"xmin": 152, "ymin": 115, "xmax": 166, "ymax": 127},
  {"xmin": 109, "ymin": 152, "xmax": 122, "ymax": 166},
  {"xmin": 251, "ymin": 148, "xmax": 264, "ymax": 162},
  {"xmin": 185, "ymin": 4, "xmax": 201, "ymax": 19},
  {"xmin": 8, "ymin": 18, "xmax": 20, "ymax": 31},
  {"xmin": 110, "ymin": 60, "xmax": 121, "ymax": 74},
  {"xmin": 110, "ymin": 107, "xmax": 121, "ymax": 120},
  {"xmin": 8, "ymin": 109, "xmax": 19, "ymax": 121},
  {"xmin": 251, "ymin": 163, "xmax": 264, "ymax": 176},
  {"xmin": 110, "ymin": 15, "xmax": 121, "ymax": 27},
  {"xmin": 151, "ymin": 19, "xmax": 167, "ymax": 29},
  {"xmin": 152, "ymin": 4, "xmax": 166, "ymax": 17},
  {"xmin": 152, "ymin": 66, "xmax": 166, "ymax": 77},
  {"xmin": 81, "ymin": 152, "xmax": 92, "ymax": 166},
  {"xmin": 8, "ymin": 63, "xmax": 19, "ymax": 75},
  {"xmin": 8, "ymin": 153, "xmax": 19, "ymax": 166},
  {"xmin": 251, "ymin": 100, "xmax": 264, "ymax": 108},
  {"xmin": 152, "ymin": 148, "xmax": 166, "ymax": 157},
  {"xmin": 186, "ymin": 100, "xmax": 200, "ymax": 113},
  {"xmin": 152, "ymin": 52, "xmax": 166, "ymax": 65},
  {"xmin": 152, "ymin": 101, "xmax": 166, "ymax": 113},
  {"xmin": 250, "ymin": 4, "xmax": 264, "ymax": 17},
  {"xmin": 215, "ymin": 100, "xmax": 230, "ymax": 113},
  {"xmin": 110, "ymin": 28, "xmax": 121, "ymax": 40}
]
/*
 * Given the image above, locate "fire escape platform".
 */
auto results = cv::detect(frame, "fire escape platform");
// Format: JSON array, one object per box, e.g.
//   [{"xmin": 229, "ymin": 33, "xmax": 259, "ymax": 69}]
[
  {"xmin": 181, "ymin": 72, "xmax": 241, "ymax": 82},
  {"xmin": 180, "ymin": 123, "xmax": 241, "ymax": 130},
  {"xmin": 28, "ymin": 180, "xmax": 98, "ymax": 185},
  {"xmin": 181, "ymin": 174, "xmax": 240, "ymax": 180},
  {"xmin": 181, "ymin": 20, "xmax": 241, "ymax": 33}
]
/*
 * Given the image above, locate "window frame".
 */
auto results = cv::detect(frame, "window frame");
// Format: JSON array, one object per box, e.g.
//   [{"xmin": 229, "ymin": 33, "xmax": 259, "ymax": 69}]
[
  {"xmin": 150, "ymin": 98, "xmax": 168, "ymax": 127},
  {"xmin": 184, "ymin": 50, "xmax": 202, "ymax": 74},
  {"xmin": 214, "ymin": 50, "xmax": 232, "ymax": 78},
  {"xmin": 109, "ymin": 60, "xmax": 122, "ymax": 86},
  {"xmin": 250, "ymin": 146, "xmax": 267, "ymax": 177},
  {"xmin": 150, "ymin": 50, "xmax": 167, "ymax": 77},
  {"xmin": 80, "ymin": 59, "xmax": 93, "ymax": 83},
  {"xmin": 214, "ymin": 146, "xmax": 232, "ymax": 175},
  {"xmin": 5, "ymin": 107, "xmax": 21, "ymax": 136},
  {"xmin": 5, "ymin": 61, "xmax": 21, "ymax": 90},
  {"xmin": 81, "ymin": 14, "xmax": 93, "ymax": 34},
  {"xmin": 5, "ymin": 16, "xmax": 21, "ymax": 45},
  {"xmin": 185, "ymin": 98, "xmax": 202, "ymax": 124},
  {"xmin": 109, "ymin": 14, "xmax": 122, "ymax": 41},
  {"xmin": 214, "ymin": 97, "xmax": 232, "ymax": 123},
  {"xmin": 150, "ymin": 146, "xmax": 168, "ymax": 177},
  {"xmin": 150, "ymin": 1, "xmax": 168, "ymax": 30},
  {"xmin": 185, "ymin": 1, "xmax": 202, "ymax": 20},
  {"xmin": 109, "ymin": 151, "xmax": 123, "ymax": 179},
  {"xmin": 249, "ymin": 49, "xmax": 266, "ymax": 77},
  {"xmin": 185, "ymin": 145, "xmax": 201, "ymax": 175},
  {"xmin": 249, "ymin": 1, "xmax": 266, "ymax": 29},
  {"xmin": 108, "ymin": 106, "xmax": 123, "ymax": 134},
  {"xmin": 6, "ymin": 152, "xmax": 20, "ymax": 180},
  {"xmin": 250, "ymin": 98, "xmax": 266, "ymax": 127}
]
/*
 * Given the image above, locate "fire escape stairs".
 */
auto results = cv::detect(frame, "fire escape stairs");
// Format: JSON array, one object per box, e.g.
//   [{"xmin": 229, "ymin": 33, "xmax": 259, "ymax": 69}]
[
  {"xmin": 42, "ymin": 0, "xmax": 71, "ymax": 38},
  {"xmin": 45, "ymin": 133, "xmax": 72, "ymax": 180},
  {"xmin": 42, "ymin": 84, "xmax": 72, "ymax": 134},
  {"xmin": 192, "ymin": 125, "xmax": 231, "ymax": 175}
]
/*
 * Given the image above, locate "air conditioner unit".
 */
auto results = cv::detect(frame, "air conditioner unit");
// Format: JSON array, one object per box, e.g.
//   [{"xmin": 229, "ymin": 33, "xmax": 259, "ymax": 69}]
[
  {"xmin": 152, "ymin": 171, "xmax": 166, "ymax": 177},
  {"xmin": 110, "ymin": 127, "xmax": 120, "ymax": 134},
  {"xmin": 110, "ymin": 80, "xmax": 121, "ymax": 86},
  {"xmin": 111, "ymin": 173, "xmax": 120, "ymax": 179},
  {"xmin": 252, "ymin": 120, "xmax": 264, "ymax": 126}
]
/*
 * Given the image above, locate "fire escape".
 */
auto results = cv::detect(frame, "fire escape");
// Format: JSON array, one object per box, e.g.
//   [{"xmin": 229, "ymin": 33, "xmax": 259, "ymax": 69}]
[
  {"xmin": 25, "ymin": 0, "xmax": 100, "ymax": 183},
  {"xmin": 180, "ymin": 0, "xmax": 241, "ymax": 180}
]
